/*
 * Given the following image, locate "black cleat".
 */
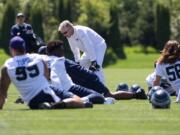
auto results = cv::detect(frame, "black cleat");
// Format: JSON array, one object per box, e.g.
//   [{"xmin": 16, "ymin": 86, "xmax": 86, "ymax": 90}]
[
  {"xmin": 38, "ymin": 102, "xmax": 52, "ymax": 109},
  {"xmin": 84, "ymin": 102, "xmax": 93, "ymax": 108},
  {"xmin": 130, "ymin": 84, "xmax": 141, "ymax": 93},
  {"xmin": 14, "ymin": 97, "xmax": 24, "ymax": 104},
  {"xmin": 135, "ymin": 88, "xmax": 148, "ymax": 99}
]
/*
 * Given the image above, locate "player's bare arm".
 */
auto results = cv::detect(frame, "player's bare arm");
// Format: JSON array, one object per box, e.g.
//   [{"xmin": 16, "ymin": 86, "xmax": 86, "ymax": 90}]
[
  {"xmin": 0, "ymin": 66, "xmax": 11, "ymax": 109},
  {"xmin": 42, "ymin": 61, "xmax": 50, "ymax": 80},
  {"xmin": 153, "ymin": 75, "xmax": 161, "ymax": 86}
]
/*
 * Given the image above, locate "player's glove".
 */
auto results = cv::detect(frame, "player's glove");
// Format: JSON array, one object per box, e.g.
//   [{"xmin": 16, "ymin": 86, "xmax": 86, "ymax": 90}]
[
  {"xmin": 89, "ymin": 61, "xmax": 100, "ymax": 72},
  {"xmin": 75, "ymin": 61, "xmax": 80, "ymax": 65}
]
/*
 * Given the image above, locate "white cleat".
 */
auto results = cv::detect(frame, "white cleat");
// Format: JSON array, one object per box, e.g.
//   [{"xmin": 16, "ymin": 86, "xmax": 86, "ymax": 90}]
[{"xmin": 104, "ymin": 97, "xmax": 115, "ymax": 105}]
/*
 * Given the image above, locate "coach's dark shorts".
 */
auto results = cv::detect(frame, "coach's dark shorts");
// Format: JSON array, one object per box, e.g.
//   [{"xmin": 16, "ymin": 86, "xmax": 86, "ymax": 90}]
[{"xmin": 28, "ymin": 87, "xmax": 73, "ymax": 109}]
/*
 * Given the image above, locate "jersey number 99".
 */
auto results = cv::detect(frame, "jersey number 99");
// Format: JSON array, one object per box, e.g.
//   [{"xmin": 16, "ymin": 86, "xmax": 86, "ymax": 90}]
[{"xmin": 15, "ymin": 65, "xmax": 39, "ymax": 81}]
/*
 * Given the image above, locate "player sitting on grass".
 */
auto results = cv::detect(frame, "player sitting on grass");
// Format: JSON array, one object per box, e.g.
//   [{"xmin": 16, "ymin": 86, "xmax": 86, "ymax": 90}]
[
  {"xmin": 146, "ymin": 71, "xmax": 176, "ymax": 96},
  {"xmin": 44, "ymin": 40, "xmax": 106, "ymax": 104},
  {"xmin": 153, "ymin": 40, "xmax": 180, "ymax": 103},
  {"xmin": 146, "ymin": 60, "xmax": 176, "ymax": 96},
  {"xmin": 0, "ymin": 36, "xmax": 92, "ymax": 110},
  {"xmin": 38, "ymin": 40, "xmax": 147, "ymax": 100}
]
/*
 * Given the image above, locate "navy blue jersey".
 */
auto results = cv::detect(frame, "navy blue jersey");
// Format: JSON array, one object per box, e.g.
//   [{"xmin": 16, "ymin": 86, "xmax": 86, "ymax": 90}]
[{"xmin": 11, "ymin": 23, "xmax": 35, "ymax": 52}]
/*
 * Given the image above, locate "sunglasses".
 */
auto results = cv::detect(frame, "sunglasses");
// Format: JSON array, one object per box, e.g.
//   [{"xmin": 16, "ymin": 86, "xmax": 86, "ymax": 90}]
[{"xmin": 17, "ymin": 16, "xmax": 24, "ymax": 19}]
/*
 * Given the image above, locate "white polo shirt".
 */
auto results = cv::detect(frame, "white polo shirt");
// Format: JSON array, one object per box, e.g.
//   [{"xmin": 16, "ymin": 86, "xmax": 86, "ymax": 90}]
[{"xmin": 67, "ymin": 25, "xmax": 106, "ymax": 62}]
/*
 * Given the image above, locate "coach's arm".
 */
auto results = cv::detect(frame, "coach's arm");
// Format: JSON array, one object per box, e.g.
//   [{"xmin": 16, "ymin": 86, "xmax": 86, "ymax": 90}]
[{"xmin": 0, "ymin": 66, "xmax": 10, "ymax": 109}]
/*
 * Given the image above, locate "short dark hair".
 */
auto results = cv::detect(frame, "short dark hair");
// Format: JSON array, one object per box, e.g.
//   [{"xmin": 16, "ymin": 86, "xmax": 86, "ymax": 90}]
[
  {"xmin": 46, "ymin": 40, "xmax": 64, "ymax": 56},
  {"xmin": 38, "ymin": 46, "xmax": 47, "ymax": 55}
]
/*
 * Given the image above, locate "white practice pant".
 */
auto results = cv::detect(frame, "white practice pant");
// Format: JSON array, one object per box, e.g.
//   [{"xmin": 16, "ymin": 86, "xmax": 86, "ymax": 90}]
[{"xmin": 79, "ymin": 41, "xmax": 107, "ymax": 84}]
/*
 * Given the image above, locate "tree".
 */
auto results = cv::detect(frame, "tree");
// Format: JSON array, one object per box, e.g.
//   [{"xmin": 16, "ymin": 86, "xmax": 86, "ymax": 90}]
[
  {"xmin": 170, "ymin": 0, "xmax": 180, "ymax": 41},
  {"xmin": 135, "ymin": 0, "xmax": 156, "ymax": 52},
  {"xmin": 57, "ymin": 0, "xmax": 79, "ymax": 22},
  {"xmin": 155, "ymin": 1, "xmax": 171, "ymax": 50},
  {"xmin": 109, "ymin": 1, "xmax": 126, "ymax": 59},
  {"xmin": 0, "ymin": 0, "xmax": 16, "ymax": 53},
  {"xmin": 30, "ymin": 1, "xmax": 44, "ymax": 40},
  {"xmin": 77, "ymin": 0, "xmax": 110, "ymax": 39},
  {"xmin": 118, "ymin": 0, "xmax": 140, "ymax": 45}
]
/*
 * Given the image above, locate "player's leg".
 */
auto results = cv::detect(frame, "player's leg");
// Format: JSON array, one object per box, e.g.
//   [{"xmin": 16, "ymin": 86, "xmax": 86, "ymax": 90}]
[
  {"xmin": 29, "ymin": 88, "xmax": 91, "ymax": 109},
  {"xmin": 65, "ymin": 59, "xmax": 110, "ymax": 95},
  {"xmin": 65, "ymin": 59, "xmax": 98, "ymax": 83},
  {"xmin": 51, "ymin": 87, "xmax": 93, "ymax": 108},
  {"xmin": 94, "ymin": 69, "xmax": 105, "ymax": 84},
  {"xmin": 28, "ymin": 90, "xmax": 57, "ymax": 109},
  {"xmin": 105, "ymin": 88, "xmax": 147, "ymax": 100},
  {"xmin": 50, "ymin": 95, "xmax": 86, "ymax": 109},
  {"xmin": 105, "ymin": 91, "xmax": 134, "ymax": 99},
  {"xmin": 68, "ymin": 85, "xmax": 105, "ymax": 104}
]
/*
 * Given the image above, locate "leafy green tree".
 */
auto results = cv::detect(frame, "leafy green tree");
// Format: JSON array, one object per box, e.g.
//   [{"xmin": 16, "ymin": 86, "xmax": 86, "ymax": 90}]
[
  {"xmin": 170, "ymin": 0, "xmax": 180, "ymax": 41},
  {"xmin": 0, "ymin": 2, "xmax": 4, "ymax": 24},
  {"xmin": 118, "ymin": 0, "xmax": 140, "ymax": 45},
  {"xmin": 135, "ymin": 0, "xmax": 156, "ymax": 52},
  {"xmin": 77, "ymin": 0, "xmax": 110, "ymax": 39},
  {"xmin": 0, "ymin": 0, "xmax": 16, "ymax": 53},
  {"xmin": 56, "ymin": 0, "xmax": 76, "ymax": 57},
  {"xmin": 109, "ymin": 0, "xmax": 126, "ymax": 59},
  {"xmin": 155, "ymin": 1, "xmax": 171, "ymax": 50},
  {"xmin": 58, "ymin": 0, "xmax": 70, "ymax": 21},
  {"xmin": 77, "ymin": 0, "xmax": 119, "ymax": 63},
  {"xmin": 30, "ymin": 1, "xmax": 44, "ymax": 40}
]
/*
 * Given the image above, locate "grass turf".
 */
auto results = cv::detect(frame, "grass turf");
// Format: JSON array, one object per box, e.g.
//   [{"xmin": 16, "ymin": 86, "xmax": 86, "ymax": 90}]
[{"xmin": 0, "ymin": 68, "xmax": 180, "ymax": 135}]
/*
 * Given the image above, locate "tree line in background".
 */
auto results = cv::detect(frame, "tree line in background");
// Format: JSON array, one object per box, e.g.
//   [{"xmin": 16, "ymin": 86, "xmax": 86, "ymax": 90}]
[{"xmin": 0, "ymin": 0, "xmax": 179, "ymax": 65}]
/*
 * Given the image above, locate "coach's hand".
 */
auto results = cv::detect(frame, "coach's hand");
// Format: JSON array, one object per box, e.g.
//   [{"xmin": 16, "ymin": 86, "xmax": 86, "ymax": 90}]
[{"xmin": 89, "ymin": 61, "xmax": 100, "ymax": 72}]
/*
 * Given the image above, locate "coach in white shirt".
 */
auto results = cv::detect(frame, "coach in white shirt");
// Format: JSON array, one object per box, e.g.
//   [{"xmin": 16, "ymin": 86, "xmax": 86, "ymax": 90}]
[{"xmin": 58, "ymin": 20, "xmax": 107, "ymax": 84}]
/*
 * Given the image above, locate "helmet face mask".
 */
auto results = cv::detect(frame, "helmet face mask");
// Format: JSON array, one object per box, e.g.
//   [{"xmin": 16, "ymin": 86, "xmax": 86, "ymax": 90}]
[{"xmin": 150, "ymin": 89, "xmax": 171, "ymax": 109}]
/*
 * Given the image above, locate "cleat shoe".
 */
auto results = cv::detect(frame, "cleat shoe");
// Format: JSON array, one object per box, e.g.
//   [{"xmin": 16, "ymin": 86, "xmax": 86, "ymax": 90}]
[
  {"xmin": 38, "ymin": 102, "xmax": 52, "ymax": 109},
  {"xmin": 104, "ymin": 97, "xmax": 115, "ymax": 104},
  {"xmin": 14, "ymin": 97, "xmax": 24, "ymax": 104},
  {"xmin": 135, "ymin": 88, "xmax": 148, "ymax": 99},
  {"xmin": 84, "ymin": 102, "xmax": 93, "ymax": 108},
  {"xmin": 130, "ymin": 84, "xmax": 140, "ymax": 93}
]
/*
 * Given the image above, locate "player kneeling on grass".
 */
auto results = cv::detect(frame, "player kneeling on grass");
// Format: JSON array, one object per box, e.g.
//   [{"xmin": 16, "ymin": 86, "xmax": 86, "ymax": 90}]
[
  {"xmin": 0, "ymin": 36, "xmax": 92, "ymax": 110},
  {"xmin": 38, "ymin": 40, "xmax": 147, "ymax": 101}
]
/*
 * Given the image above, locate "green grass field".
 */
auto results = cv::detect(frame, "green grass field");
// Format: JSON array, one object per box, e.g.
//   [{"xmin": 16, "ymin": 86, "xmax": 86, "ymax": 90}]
[
  {"xmin": 0, "ymin": 47, "xmax": 179, "ymax": 135},
  {"xmin": 0, "ymin": 68, "xmax": 180, "ymax": 135}
]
